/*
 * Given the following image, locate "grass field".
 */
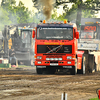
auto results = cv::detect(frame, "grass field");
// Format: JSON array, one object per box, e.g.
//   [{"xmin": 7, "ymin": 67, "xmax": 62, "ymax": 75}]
[{"xmin": 89, "ymin": 98, "xmax": 99, "ymax": 100}]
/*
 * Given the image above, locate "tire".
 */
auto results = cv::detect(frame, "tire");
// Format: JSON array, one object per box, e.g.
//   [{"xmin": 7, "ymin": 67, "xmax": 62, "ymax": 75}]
[
  {"xmin": 75, "ymin": 59, "xmax": 77, "ymax": 74},
  {"xmin": 36, "ymin": 67, "xmax": 43, "ymax": 74},
  {"xmin": 94, "ymin": 62, "xmax": 97, "ymax": 72},
  {"xmin": 81, "ymin": 56, "xmax": 86, "ymax": 74}
]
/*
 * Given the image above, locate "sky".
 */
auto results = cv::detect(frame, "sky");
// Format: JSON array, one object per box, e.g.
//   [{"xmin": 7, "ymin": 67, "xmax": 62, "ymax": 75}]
[{"xmin": 16, "ymin": 0, "xmax": 34, "ymax": 11}]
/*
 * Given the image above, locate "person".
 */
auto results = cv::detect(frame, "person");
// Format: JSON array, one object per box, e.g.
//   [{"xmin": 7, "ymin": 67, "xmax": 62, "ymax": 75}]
[
  {"xmin": 84, "ymin": 33, "xmax": 92, "ymax": 39},
  {"xmin": 9, "ymin": 47, "xmax": 16, "ymax": 65}
]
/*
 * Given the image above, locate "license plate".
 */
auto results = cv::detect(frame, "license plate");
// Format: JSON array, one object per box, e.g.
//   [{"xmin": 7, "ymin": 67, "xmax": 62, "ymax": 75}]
[
  {"xmin": 50, "ymin": 63, "xmax": 58, "ymax": 66},
  {"xmin": 63, "ymin": 66, "xmax": 72, "ymax": 68},
  {"xmin": 37, "ymin": 66, "xmax": 46, "ymax": 68}
]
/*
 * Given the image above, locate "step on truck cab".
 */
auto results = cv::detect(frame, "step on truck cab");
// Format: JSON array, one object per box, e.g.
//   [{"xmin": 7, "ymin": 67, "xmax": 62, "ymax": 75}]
[{"xmin": 32, "ymin": 20, "xmax": 79, "ymax": 75}]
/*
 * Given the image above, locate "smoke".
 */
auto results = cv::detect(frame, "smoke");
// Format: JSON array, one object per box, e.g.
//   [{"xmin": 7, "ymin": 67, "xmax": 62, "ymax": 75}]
[{"xmin": 38, "ymin": 0, "xmax": 54, "ymax": 20}]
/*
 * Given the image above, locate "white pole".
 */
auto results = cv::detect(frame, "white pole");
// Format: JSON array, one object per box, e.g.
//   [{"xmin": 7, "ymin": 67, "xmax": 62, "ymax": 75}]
[
  {"xmin": 61, "ymin": 92, "xmax": 67, "ymax": 100},
  {"xmin": 61, "ymin": 93, "xmax": 64, "ymax": 100},
  {"xmin": 65, "ymin": 93, "xmax": 67, "ymax": 100}
]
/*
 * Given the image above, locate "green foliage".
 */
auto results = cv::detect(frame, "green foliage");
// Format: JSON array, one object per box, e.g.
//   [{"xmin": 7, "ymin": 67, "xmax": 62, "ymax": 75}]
[
  {"xmin": 0, "ymin": 0, "xmax": 35, "ymax": 30},
  {"xmin": 51, "ymin": 9, "xmax": 67, "ymax": 21},
  {"xmin": 82, "ymin": 9, "xmax": 96, "ymax": 18},
  {"xmin": 15, "ymin": 1, "xmax": 31, "ymax": 24},
  {"xmin": 32, "ymin": 0, "xmax": 100, "ymax": 23},
  {"xmin": 57, "ymin": 13, "xmax": 67, "ymax": 21},
  {"xmin": 64, "ymin": 3, "xmax": 78, "ymax": 21},
  {"xmin": 1, "ymin": 0, "xmax": 17, "ymax": 24},
  {"xmin": 0, "ymin": 7, "xmax": 11, "ymax": 30},
  {"xmin": 89, "ymin": 98, "xmax": 99, "ymax": 100},
  {"xmin": 51, "ymin": 9, "xmax": 58, "ymax": 20}
]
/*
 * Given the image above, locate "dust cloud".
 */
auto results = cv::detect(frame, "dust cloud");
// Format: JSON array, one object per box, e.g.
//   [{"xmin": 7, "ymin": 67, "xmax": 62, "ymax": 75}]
[{"xmin": 38, "ymin": 0, "xmax": 54, "ymax": 20}]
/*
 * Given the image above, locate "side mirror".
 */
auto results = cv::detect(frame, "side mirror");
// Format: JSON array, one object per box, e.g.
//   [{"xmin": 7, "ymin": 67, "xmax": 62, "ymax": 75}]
[
  {"xmin": 75, "ymin": 32, "xmax": 79, "ymax": 39},
  {"xmin": 32, "ymin": 30, "xmax": 35, "ymax": 38}
]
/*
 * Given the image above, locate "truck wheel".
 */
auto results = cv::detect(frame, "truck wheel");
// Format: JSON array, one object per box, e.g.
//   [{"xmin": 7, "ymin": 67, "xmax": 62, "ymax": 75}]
[
  {"xmin": 36, "ymin": 67, "xmax": 43, "ymax": 74},
  {"xmin": 94, "ymin": 62, "xmax": 97, "ymax": 72},
  {"xmin": 75, "ymin": 59, "xmax": 77, "ymax": 74},
  {"xmin": 88, "ymin": 54, "xmax": 95, "ymax": 73},
  {"xmin": 81, "ymin": 56, "xmax": 85, "ymax": 74}
]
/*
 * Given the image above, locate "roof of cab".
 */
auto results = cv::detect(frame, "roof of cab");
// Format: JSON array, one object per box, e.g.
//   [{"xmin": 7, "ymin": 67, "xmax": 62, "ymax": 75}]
[{"xmin": 37, "ymin": 23, "xmax": 76, "ymax": 28}]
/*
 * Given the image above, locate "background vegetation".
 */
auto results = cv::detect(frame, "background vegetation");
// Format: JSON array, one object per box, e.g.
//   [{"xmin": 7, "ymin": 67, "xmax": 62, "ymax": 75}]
[{"xmin": 0, "ymin": 0, "xmax": 100, "ymax": 30}]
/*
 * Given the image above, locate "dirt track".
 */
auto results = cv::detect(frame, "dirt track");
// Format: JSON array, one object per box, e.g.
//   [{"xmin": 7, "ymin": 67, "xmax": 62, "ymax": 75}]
[{"xmin": 0, "ymin": 67, "xmax": 100, "ymax": 100}]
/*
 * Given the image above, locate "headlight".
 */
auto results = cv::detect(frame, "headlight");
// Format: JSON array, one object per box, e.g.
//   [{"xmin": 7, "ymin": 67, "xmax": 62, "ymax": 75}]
[
  {"xmin": 50, "ymin": 58, "xmax": 54, "ymax": 60},
  {"xmin": 67, "ymin": 61, "xmax": 71, "ymax": 64},
  {"xmin": 46, "ymin": 58, "xmax": 49, "ymax": 60},
  {"xmin": 38, "ymin": 61, "xmax": 41, "ymax": 64},
  {"xmin": 54, "ymin": 58, "xmax": 59, "ymax": 60},
  {"xmin": 67, "ymin": 56, "xmax": 72, "ymax": 59},
  {"xmin": 37, "ymin": 56, "xmax": 42, "ymax": 59},
  {"xmin": 59, "ymin": 58, "xmax": 62, "ymax": 60}
]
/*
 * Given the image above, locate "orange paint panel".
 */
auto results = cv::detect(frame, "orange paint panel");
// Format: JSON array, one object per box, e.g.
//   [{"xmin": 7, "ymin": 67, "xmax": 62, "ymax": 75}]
[{"xmin": 77, "ymin": 57, "xmax": 82, "ymax": 69}]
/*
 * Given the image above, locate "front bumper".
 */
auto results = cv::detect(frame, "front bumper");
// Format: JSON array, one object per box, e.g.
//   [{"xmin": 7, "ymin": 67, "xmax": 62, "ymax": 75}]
[
  {"xmin": 35, "ymin": 60, "xmax": 75, "ymax": 66},
  {"xmin": 36, "ymin": 66, "xmax": 73, "ymax": 69}
]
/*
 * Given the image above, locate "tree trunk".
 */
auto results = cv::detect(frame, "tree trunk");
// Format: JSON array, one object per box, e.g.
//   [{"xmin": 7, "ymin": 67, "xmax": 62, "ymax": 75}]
[{"xmin": 76, "ymin": 0, "xmax": 82, "ymax": 29}]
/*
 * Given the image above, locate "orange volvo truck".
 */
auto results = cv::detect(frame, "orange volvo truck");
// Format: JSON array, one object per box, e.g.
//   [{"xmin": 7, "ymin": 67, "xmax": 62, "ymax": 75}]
[{"xmin": 32, "ymin": 20, "xmax": 81, "ymax": 75}]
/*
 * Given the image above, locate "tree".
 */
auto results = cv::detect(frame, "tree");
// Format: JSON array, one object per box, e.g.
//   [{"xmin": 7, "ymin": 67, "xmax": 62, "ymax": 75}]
[
  {"xmin": 0, "ymin": 7, "xmax": 11, "ymax": 30},
  {"xmin": 55, "ymin": 0, "xmax": 100, "ymax": 27},
  {"xmin": 32, "ymin": 0, "xmax": 100, "ymax": 28},
  {"xmin": 15, "ymin": 1, "xmax": 31, "ymax": 24},
  {"xmin": 1, "ymin": 0, "xmax": 34, "ymax": 24},
  {"xmin": 51, "ymin": 9, "xmax": 67, "ymax": 21},
  {"xmin": 1, "ymin": 0, "xmax": 18, "ymax": 24},
  {"xmin": 1, "ymin": 0, "xmax": 16, "ymax": 8}
]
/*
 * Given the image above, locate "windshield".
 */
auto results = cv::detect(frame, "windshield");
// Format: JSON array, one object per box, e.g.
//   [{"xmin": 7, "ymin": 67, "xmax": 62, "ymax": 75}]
[
  {"xmin": 80, "ymin": 31, "xmax": 94, "ymax": 39},
  {"xmin": 37, "ymin": 28, "xmax": 73, "ymax": 40},
  {"xmin": 21, "ymin": 30, "xmax": 31, "ymax": 48}
]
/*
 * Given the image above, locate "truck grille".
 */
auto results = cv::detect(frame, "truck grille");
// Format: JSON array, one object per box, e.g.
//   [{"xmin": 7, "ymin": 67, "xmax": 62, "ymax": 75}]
[{"xmin": 37, "ymin": 45, "xmax": 72, "ymax": 53}]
